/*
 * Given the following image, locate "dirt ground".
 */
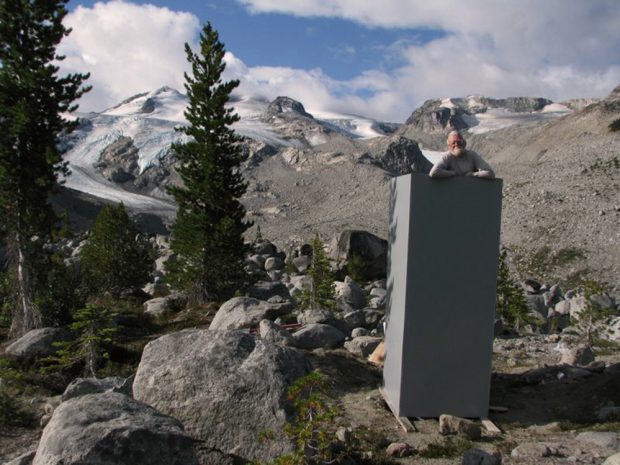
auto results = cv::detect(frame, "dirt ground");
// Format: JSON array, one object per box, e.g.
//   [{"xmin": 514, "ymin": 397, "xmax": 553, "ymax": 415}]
[
  {"xmin": 2, "ymin": 335, "xmax": 620, "ymax": 464},
  {"xmin": 308, "ymin": 339, "xmax": 620, "ymax": 465}
]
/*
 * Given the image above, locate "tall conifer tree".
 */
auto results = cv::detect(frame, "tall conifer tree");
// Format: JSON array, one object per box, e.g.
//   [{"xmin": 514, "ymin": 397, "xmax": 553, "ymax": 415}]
[
  {"xmin": 167, "ymin": 22, "xmax": 251, "ymax": 302},
  {"xmin": 0, "ymin": 0, "xmax": 90, "ymax": 336}
]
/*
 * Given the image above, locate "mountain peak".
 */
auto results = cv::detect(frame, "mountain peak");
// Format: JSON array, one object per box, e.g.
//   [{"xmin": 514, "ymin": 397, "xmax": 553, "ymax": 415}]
[{"xmin": 266, "ymin": 96, "xmax": 313, "ymax": 119}]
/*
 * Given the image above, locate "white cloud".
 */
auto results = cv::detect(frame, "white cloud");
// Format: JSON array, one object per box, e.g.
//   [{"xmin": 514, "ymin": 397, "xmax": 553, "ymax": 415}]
[
  {"xmin": 58, "ymin": 0, "xmax": 620, "ymax": 122},
  {"xmin": 236, "ymin": 0, "xmax": 620, "ymax": 120},
  {"xmin": 59, "ymin": 0, "xmax": 199, "ymax": 112}
]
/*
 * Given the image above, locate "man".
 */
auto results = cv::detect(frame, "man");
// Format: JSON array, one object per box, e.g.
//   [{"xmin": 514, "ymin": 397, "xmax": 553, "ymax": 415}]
[{"xmin": 429, "ymin": 131, "xmax": 495, "ymax": 179}]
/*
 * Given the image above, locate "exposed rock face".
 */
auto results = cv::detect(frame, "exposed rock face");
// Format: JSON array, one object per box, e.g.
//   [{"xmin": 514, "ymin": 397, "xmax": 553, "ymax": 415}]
[
  {"xmin": 292, "ymin": 323, "xmax": 346, "ymax": 349},
  {"xmin": 365, "ymin": 136, "xmax": 432, "ymax": 174},
  {"xmin": 329, "ymin": 229, "xmax": 388, "ymax": 280},
  {"xmin": 265, "ymin": 96, "xmax": 314, "ymax": 119},
  {"xmin": 132, "ymin": 329, "xmax": 311, "ymax": 464},
  {"xmin": 33, "ymin": 392, "xmax": 197, "ymax": 465},
  {"xmin": 6, "ymin": 328, "xmax": 70, "ymax": 364},
  {"xmin": 96, "ymin": 136, "xmax": 139, "ymax": 183},
  {"xmin": 210, "ymin": 297, "xmax": 294, "ymax": 330}
]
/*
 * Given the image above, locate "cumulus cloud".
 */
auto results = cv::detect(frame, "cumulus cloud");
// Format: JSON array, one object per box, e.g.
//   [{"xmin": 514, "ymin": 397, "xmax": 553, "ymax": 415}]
[
  {"xmin": 236, "ymin": 0, "xmax": 620, "ymax": 120},
  {"xmin": 59, "ymin": 0, "xmax": 199, "ymax": 112},
  {"xmin": 58, "ymin": 0, "xmax": 620, "ymax": 122}
]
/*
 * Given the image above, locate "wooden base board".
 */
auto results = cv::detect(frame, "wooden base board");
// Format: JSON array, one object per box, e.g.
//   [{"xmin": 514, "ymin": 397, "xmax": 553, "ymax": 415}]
[
  {"xmin": 377, "ymin": 388, "xmax": 503, "ymax": 436},
  {"xmin": 378, "ymin": 387, "xmax": 416, "ymax": 432}
]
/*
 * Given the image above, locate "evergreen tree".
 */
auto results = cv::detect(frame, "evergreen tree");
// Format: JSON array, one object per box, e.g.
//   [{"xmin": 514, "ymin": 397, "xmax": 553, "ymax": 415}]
[
  {"xmin": 300, "ymin": 236, "xmax": 336, "ymax": 311},
  {"xmin": 0, "ymin": 0, "xmax": 90, "ymax": 336},
  {"xmin": 167, "ymin": 22, "xmax": 251, "ymax": 302},
  {"xmin": 43, "ymin": 302, "xmax": 117, "ymax": 378},
  {"xmin": 496, "ymin": 249, "xmax": 533, "ymax": 333},
  {"xmin": 80, "ymin": 203, "xmax": 153, "ymax": 298}
]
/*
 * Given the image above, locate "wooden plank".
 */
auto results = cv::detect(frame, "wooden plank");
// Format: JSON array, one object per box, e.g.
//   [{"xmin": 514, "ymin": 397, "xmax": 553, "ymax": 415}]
[
  {"xmin": 378, "ymin": 388, "xmax": 416, "ymax": 432},
  {"xmin": 481, "ymin": 418, "xmax": 502, "ymax": 436}
]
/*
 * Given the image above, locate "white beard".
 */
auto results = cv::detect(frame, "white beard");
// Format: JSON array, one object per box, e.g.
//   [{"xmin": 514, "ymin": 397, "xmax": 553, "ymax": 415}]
[{"xmin": 449, "ymin": 147, "xmax": 465, "ymax": 157}]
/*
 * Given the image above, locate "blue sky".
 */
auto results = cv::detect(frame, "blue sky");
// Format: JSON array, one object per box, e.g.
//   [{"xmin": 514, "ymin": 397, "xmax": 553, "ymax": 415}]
[{"xmin": 62, "ymin": 0, "xmax": 620, "ymax": 122}]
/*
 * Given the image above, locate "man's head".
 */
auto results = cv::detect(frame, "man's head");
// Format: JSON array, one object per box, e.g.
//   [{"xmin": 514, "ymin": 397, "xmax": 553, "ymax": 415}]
[{"xmin": 447, "ymin": 131, "xmax": 466, "ymax": 157}]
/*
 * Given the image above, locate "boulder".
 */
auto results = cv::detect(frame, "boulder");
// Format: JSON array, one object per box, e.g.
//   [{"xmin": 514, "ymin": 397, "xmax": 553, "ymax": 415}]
[
  {"xmin": 386, "ymin": 442, "xmax": 413, "ymax": 457},
  {"xmin": 248, "ymin": 280, "xmax": 291, "ymax": 301},
  {"xmin": 560, "ymin": 345, "xmax": 595, "ymax": 366},
  {"xmin": 554, "ymin": 300, "xmax": 572, "ymax": 316},
  {"xmin": 462, "ymin": 448, "xmax": 502, "ymax": 465},
  {"xmin": 362, "ymin": 309, "xmax": 384, "ymax": 330},
  {"xmin": 329, "ymin": 230, "xmax": 387, "ymax": 280},
  {"xmin": 438, "ymin": 414, "xmax": 481, "ymax": 440},
  {"xmin": 62, "ymin": 376, "xmax": 133, "ymax": 401},
  {"xmin": 525, "ymin": 294, "xmax": 549, "ymax": 318},
  {"xmin": 576, "ymin": 431, "xmax": 618, "ymax": 449},
  {"xmin": 292, "ymin": 323, "xmax": 346, "ymax": 349},
  {"xmin": 510, "ymin": 442, "xmax": 559, "ymax": 458},
  {"xmin": 6, "ymin": 328, "xmax": 71, "ymax": 364},
  {"xmin": 291, "ymin": 255, "xmax": 312, "ymax": 273},
  {"xmin": 254, "ymin": 241, "xmax": 278, "ymax": 256},
  {"xmin": 604, "ymin": 453, "xmax": 620, "ymax": 465},
  {"xmin": 297, "ymin": 308, "xmax": 337, "ymax": 326},
  {"xmin": 343, "ymin": 336, "xmax": 383, "ymax": 357},
  {"xmin": 264, "ymin": 256, "xmax": 285, "ymax": 272},
  {"xmin": 143, "ymin": 297, "xmax": 170, "ymax": 319},
  {"xmin": 133, "ymin": 329, "xmax": 310, "ymax": 464},
  {"xmin": 334, "ymin": 277, "xmax": 366, "ymax": 310},
  {"xmin": 247, "ymin": 254, "xmax": 266, "ymax": 270},
  {"xmin": 210, "ymin": 297, "xmax": 293, "ymax": 330},
  {"xmin": 33, "ymin": 392, "xmax": 197, "ymax": 465},
  {"xmin": 287, "ymin": 275, "xmax": 312, "ymax": 297},
  {"xmin": 343, "ymin": 310, "xmax": 365, "ymax": 331},
  {"xmin": 351, "ymin": 327, "xmax": 369, "ymax": 338},
  {"xmin": 259, "ymin": 319, "xmax": 297, "ymax": 347}
]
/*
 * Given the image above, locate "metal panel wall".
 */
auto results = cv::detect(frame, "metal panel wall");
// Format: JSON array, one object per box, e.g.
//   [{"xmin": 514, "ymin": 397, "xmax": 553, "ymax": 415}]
[{"xmin": 383, "ymin": 174, "xmax": 502, "ymax": 418}]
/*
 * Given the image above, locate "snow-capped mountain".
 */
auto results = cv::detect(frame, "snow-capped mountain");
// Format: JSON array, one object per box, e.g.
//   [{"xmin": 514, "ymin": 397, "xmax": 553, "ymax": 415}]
[{"xmin": 61, "ymin": 87, "xmax": 396, "ymax": 210}]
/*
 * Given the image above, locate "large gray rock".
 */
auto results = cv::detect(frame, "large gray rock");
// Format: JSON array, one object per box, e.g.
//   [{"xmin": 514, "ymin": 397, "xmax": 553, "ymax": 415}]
[
  {"xmin": 259, "ymin": 319, "xmax": 297, "ymax": 347},
  {"xmin": 210, "ymin": 297, "xmax": 293, "ymax": 330},
  {"xmin": 293, "ymin": 323, "xmax": 346, "ymax": 349},
  {"xmin": 334, "ymin": 277, "xmax": 366, "ymax": 310},
  {"xmin": 133, "ymin": 329, "xmax": 310, "ymax": 464},
  {"xmin": 604, "ymin": 453, "xmax": 620, "ymax": 465},
  {"xmin": 33, "ymin": 392, "xmax": 197, "ymax": 465},
  {"xmin": 329, "ymin": 230, "xmax": 388, "ymax": 280},
  {"xmin": 143, "ymin": 293, "xmax": 186, "ymax": 319},
  {"xmin": 462, "ymin": 448, "xmax": 502, "ymax": 465},
  {"xmin": 343, "ymin": 336, "xmax": 383, "ymax": 357},
  {"xmin": 297, "ymin": 308, "xmax": 337, "ymax": 326},
  {"xmin": 560, "ymin": 345, "xmax": 595, "ymax": 366},
  {"xmin": 248, "ymin": 280, "xmax": 291, "ymax": 301},
  {"xmin": 6, "ymin": 328, "xmax": 70, "ymax": 364}
]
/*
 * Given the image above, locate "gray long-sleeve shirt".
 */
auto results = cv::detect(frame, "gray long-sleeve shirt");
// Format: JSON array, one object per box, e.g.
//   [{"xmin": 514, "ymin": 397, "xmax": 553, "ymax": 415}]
[{"xmin": 429, "ymin": 150, "xmax": 495, "ymax": 179}]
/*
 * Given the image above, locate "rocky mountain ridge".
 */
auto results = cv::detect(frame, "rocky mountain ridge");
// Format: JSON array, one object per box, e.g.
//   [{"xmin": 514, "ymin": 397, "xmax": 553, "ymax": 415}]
[{"xmin": 57, "ymin": 85, "xmax": 620, "ymax": 289}]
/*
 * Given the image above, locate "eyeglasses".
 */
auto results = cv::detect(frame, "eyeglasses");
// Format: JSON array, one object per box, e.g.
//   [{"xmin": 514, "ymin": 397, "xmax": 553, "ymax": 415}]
[{"xmin": 449, "ymin": 140, "xmax": 465, "ymax": 147}]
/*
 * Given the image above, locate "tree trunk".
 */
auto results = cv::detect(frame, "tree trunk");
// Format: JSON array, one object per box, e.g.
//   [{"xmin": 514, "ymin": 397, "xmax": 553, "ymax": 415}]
[{"xmin": 9, "ymin": 232, "xmax": 41, "ymax": 338}]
